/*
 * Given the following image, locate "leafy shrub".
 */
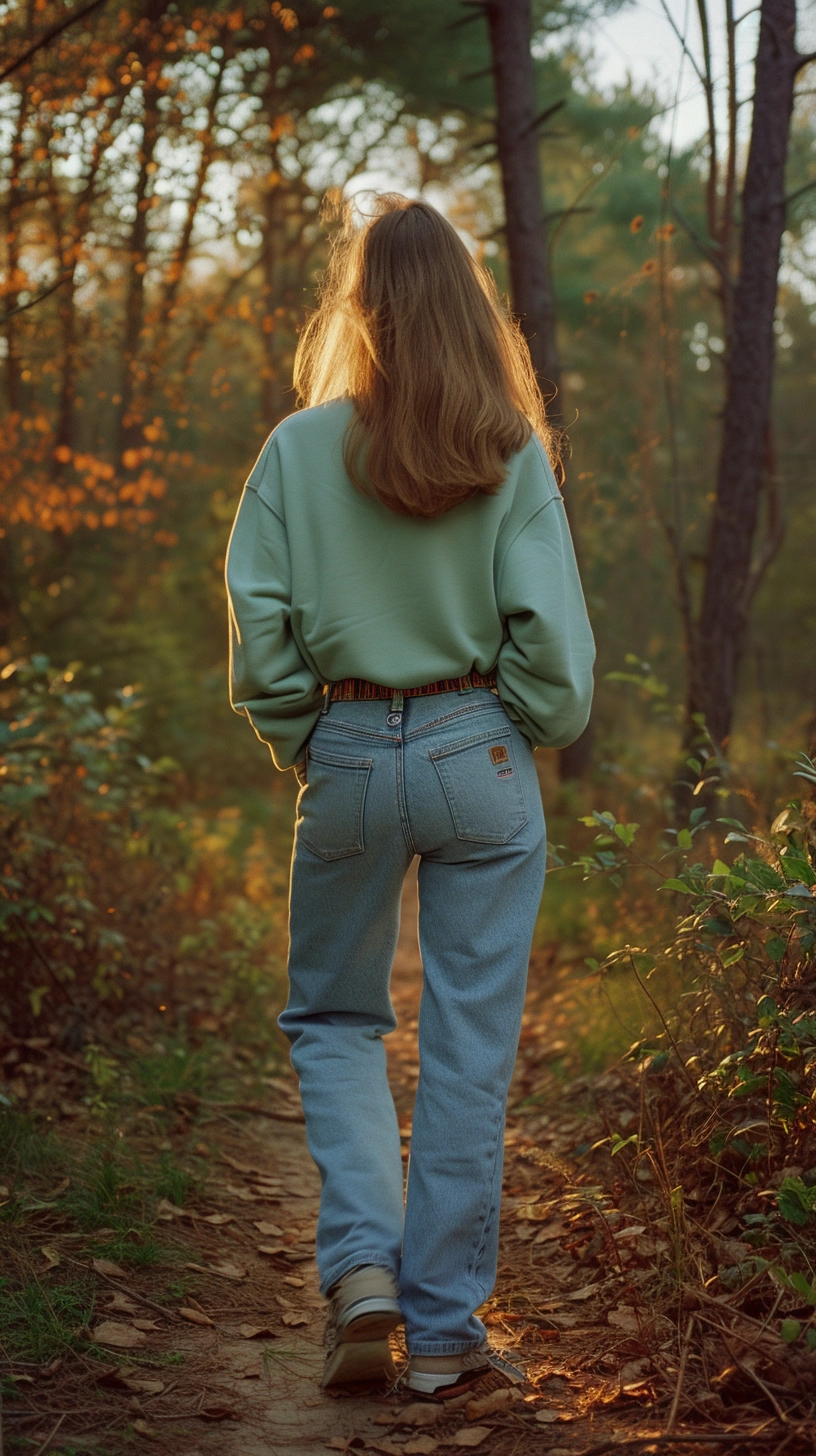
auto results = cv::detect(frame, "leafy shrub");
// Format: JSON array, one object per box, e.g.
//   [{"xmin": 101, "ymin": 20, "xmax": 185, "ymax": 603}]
[
  {"xmin": 567, "ymin": 760, "xmax": 816, "ymax": 1370},
  {"xmin": 0, "ymin": 657, "xmax": 286, "ymax": 1048}
]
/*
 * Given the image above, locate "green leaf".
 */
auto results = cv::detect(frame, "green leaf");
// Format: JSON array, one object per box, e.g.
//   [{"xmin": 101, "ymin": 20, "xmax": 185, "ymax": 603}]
[
  {"xmin": 686, "ymin": 758, "xmax": 702, "ymax": 775},
  {"xmin": 777, "ymin": 1177, "xmax": 816, "ymax": 1226},
  {"xmin": 711, "ymin": 860, "xmax": 731, "ymax": 877},
  {"xmin": 29, "ymin": 985, "xmax": 49, "ymax": 1017},
  {"xmin": 781, "ymin": 1319, "xmax": 802, "ymax": 1344},
  {"xmin": 610, "ymin": 1132, "xmax": 638, "ymax": 1156},
  {"xmin": 677, "ymin": 828, "xmax": 693, "ymax": 850},
  {"xmin": 788, "ymin": 1271, "xmax": 816, "ymax": 1303},
  {"xmin": 660, "ymin": 878, "xmax": 691, "ymax": 893},
  {"xmin": 766, "ymin": 935, "xmax": 787, "ymax": 963},
  {"xmin": 584, "ymin": 957, "xmax": 599, "ymax": 970},
  {"xmin": 614, "ymin": 822, "xmax": 639, "ymax": 846},
  {"xmin": 721, "ymin": 946, "xmax": 745, "ymax": 967}
]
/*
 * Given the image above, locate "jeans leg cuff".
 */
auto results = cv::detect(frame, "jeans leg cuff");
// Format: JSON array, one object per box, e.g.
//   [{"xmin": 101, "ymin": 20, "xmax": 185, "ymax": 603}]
[{"xmin": 319, "ymin": 1250, "xmax": 400, "ymax": 1298}]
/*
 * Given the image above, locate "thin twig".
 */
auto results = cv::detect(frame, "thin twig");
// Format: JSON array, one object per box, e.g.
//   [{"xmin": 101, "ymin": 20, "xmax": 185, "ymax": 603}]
[
  {"xmin": 666, "ymin": 1314, "xmax": 695, "ymax": 1432},
  {"xmin": 0, "ymin": 273, "xmax": 73, "ymax": 323},
  {"xmin": 0, "ymin": 0, "xmax": 110, "ymax": 82},
  {"xmin": 576, "ymin": 1429, "xmax": 788, "ymax": 1455},
  {"xmin": 64, "ymin": 1256, "xmax": 179, "ymax": 1322},
  {"xmin": 32, "ymin": 1413, "xmax": 65, "ymax": 1456},
  {"xmin": 627, "ymin": 953, "xmax": 700, "ymax": 1098}
]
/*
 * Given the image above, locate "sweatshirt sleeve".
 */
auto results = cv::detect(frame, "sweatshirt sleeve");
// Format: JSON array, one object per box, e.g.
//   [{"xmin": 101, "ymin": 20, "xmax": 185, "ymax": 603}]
[
  {"xmin": 496, "ymin": 488, "xmax": 595, "ymax": 751},
  {"xmin": 225, "ymin": 456, "xmax": 323, "ymax": 771}
]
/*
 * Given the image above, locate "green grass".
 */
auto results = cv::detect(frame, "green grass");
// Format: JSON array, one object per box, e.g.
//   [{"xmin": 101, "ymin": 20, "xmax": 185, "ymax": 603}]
[
  {"xmin": 0, "ymin": 1274, "xmax": 95, "ymax": 1361},
  {"xmin": 129, "ymin": 1039, "xmax": 219, "ymax": 1108}
]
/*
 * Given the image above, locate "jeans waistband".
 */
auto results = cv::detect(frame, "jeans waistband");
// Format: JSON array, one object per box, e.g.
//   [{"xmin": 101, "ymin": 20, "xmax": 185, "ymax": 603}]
[{"xmin": 329, "ymin": 670, "xmax": 497, "ymax": 703}]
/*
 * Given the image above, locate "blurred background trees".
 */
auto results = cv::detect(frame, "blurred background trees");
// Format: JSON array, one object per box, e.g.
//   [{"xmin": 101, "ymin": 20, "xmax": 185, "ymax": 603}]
[{"xmin": 1, "ymin": 0, "xmax": 815, "ymax": 792}]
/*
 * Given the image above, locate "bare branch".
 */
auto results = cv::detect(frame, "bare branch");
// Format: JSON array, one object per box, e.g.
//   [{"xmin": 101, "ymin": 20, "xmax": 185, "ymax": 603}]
[
  {"xmin": 721, "ymin": 0, "xmax": 738, "ymax": 295},
  {"xmin": 0, "ymin": 272, "xmax": 72, "ymax": 322},
  {"xmin": 0, "ymin": 0, "xmax": 110, "ymax": 83},
  {"xmin": 656, "ymin": 0, "xmax": 706, "ymax": 85},
  {"xmin": 521, "ymin": 98, "xmax": 566, "ymax": 137},
  {"xmin": 785, "ymin": 176, "xmax": 816, "ymax": 207},
  {"xmin": 695, "ymin": 0, "xmax": 719, "ymax": 240},
  {"xmin": 670, "ymin": 203, "xmax": 727, "ymax": 278}
]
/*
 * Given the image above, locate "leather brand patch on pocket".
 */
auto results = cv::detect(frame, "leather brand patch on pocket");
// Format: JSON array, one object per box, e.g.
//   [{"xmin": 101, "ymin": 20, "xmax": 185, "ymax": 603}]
[
  {"xmin": 489, "ymin": 745, "xmax": 509, "ymax": 765},
  {"xmin": 496, "ymin": 767, "xmax": 514, "ymax": 777}
]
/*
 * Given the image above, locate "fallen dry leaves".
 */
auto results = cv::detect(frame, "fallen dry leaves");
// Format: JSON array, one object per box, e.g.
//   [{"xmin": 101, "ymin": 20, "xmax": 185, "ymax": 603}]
[
  {"xmin": 93, "ymin": 1320, "xmax": 147, "ymax": 1349},
  {"xmin": 178, "ymin": 1305, "xmax": 214, "ymax": 1327}
]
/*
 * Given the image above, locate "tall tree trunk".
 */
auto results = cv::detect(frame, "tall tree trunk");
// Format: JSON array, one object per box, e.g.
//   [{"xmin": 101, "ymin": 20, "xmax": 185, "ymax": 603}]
[
  {"xmin": 484, "ymin": 0, "xmax": 560, "ymax": 411},
  {"xmin": 483, "ymin": 0, "xmax": 592, "ymax": 778},
  {"xmin": 693, "ymin": 0, "xmax": 808, "ymax": 746}
]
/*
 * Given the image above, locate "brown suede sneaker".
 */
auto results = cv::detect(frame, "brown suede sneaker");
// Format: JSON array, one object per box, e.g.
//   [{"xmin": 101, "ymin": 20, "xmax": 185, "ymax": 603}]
[
  {"xmin": 407, "ymin": 1344, "xmax": 525, "ymax": 1399},
  {"xmin": 322, "ymin": 1265, "xmax": 402, "ymax": 1388}
]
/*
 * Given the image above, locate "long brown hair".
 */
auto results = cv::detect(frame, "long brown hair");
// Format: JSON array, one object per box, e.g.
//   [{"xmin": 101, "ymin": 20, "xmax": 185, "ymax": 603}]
[{"xmin": 293, "ymin": 194, "xmax": 555, "ymax": 519}]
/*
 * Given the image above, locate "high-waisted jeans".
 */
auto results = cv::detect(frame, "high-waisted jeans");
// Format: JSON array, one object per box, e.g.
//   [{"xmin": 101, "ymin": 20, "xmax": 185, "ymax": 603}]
[{"xmin": 279, "ymin": 687, "xmax": 546, "ymax": 1355}]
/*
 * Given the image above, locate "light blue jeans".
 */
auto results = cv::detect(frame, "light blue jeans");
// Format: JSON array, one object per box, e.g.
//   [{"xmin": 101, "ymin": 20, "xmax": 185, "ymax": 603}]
[{"xmin": 279, "ymin": 687, "xmax": 546, "ymax": 1355}]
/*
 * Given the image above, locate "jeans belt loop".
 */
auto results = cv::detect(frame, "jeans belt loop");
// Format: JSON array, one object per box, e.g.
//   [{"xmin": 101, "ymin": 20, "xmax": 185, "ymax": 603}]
[
  {"xmin": 321, "ymin": 684, "xmax": 331, "ymax": 715},
  {"xmin": 390, "ymin": 690, "xmax": 404, "ymax": 713}
]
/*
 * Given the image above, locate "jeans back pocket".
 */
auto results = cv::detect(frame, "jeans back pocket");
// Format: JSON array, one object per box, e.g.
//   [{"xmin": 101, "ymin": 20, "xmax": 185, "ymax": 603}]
[
  {"xmin": 430, "ymin": 727, "xmax": 528, "ymax": 844},
  {"xmin": 297, "ymin": 746, "xmax": 372, "ymax": 861}
]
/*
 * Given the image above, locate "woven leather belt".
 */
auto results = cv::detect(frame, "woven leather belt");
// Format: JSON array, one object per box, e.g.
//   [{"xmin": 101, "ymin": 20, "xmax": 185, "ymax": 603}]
[{"xmin": 329, "ymin": 669, "xmax": 497, "ymax": 703}]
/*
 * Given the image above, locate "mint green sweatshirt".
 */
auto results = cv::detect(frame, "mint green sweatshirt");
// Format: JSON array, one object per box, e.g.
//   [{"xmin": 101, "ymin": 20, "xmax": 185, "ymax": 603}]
[{"xmin": 226, "ymin": 398, "xmax": 594, "ymax": 770}]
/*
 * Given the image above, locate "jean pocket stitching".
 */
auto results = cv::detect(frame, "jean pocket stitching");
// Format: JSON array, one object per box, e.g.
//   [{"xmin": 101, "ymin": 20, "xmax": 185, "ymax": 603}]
[
  {"xmin": 428, "ymin": 726, "xmax": 512, "ymax": 761},
  {"xmin": 298, "ymin": 754, "xmax": 372, "ymax": 861},
  {"xmin": 431, "ymin": 740, "xmax": 528, "ymax": 845}
]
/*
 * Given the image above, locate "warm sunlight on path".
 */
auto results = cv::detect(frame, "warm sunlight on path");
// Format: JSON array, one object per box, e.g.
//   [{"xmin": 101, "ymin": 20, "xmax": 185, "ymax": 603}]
[{"xmin": 173, "ymin": 863, "xmax": 609, "ymax": 1456}]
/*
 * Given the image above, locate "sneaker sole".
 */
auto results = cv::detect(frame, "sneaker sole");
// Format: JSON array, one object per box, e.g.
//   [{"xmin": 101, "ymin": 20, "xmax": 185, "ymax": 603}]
[
  {"xmin": 338, "ymin": 1304, "xmax": 402, "ymax": 1343},
  {"xmin": 406, "ymin": 1365, "xmax": 491, "ymax": 1400},
  {"xmin": 322, "ymin": 1335, "xmax": 398, "ymax": 1387}
]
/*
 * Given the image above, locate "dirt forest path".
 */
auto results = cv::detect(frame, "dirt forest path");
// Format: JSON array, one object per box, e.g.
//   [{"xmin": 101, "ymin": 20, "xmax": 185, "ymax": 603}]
[
  {"xmin": 7, "ymin": 868, "xmax": 680, "ymax": 1456},
  {"xmin": 129, "ymin": 864, "xmax": 637, "ymax": 1456}
]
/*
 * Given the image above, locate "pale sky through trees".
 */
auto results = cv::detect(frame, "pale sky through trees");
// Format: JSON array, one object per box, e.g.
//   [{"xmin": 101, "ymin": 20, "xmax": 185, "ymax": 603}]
[{"xmin": 591, "ymin": 0, "xmax": 815, "ymax": 146}]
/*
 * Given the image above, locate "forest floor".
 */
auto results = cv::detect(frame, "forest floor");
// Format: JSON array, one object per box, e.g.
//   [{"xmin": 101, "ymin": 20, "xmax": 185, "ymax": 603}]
[{"xmin": 2, "ymin": 868, "xmax": 808, "ymax": 1456}]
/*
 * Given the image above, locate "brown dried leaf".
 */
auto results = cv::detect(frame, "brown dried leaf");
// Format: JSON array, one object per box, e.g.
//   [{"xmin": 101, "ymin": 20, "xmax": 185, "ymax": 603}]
[
  {"xmin": 106, "ymin": 1291, "xmax": 138, "ymax": 1313},
  {"xmin": 178, "ymin": 1306, "xmax": 215, "ymax": 1327},
  {"xmin": 124, "ymin": 1377, "xmax": 166, "ymax": 1395},
  {"xmin": 567, "ymin": 1284, "xmax": 598, "ymax": 1301},
  {"xmin": 93, "ymin": 1320, "xmax": 147, "ymax": 1348},
  {"xmin": 253, "ymin": 1220, "xmax": 284, "ymax": 1237},
  {"xmin": 450, "ymin": 1428, "xmax": 493, "ymax": 1448},
  {"xmin": 183, "ymin": 1261, "xmax": 247, "ymax": 1281},
  {"xmin": 133, "ymin": 1418, "xmax": 158, "ymax": 1439},
  {"xmin": 607, "ymin": 1305, "xmax": 639, "ymax": 1333},
  {"xmin": 40, "ymin": 1244, "xmax": 61, "ymax": 1269},
  {"xmin": 199, "ymin": 1406, "xmax": 241, "ymax": 1422},
  {"xmin": 93, "ymin": 1257, "xmax": 128, "ymax": 1278},
  {"xmin": 403, "ymin": 1439, "xmax": 439, "ymax": 1455},
  {"xmin": 238, "ymin": 1323, "xmax": 276, "ymax": 1340},
  {"xmin": 377, "ymin": 1402, "xmax": 440, "ymax": 1428},
  {"xmin": 281, "ymin": 1310, "xmax": 310, "ymax": 1327},
  {"xmin": 464, "ymin": 1388, "xmax": 514, "ymax": 1419},
  {"xmin": 156, "ymin": 1198, "xmax": 190, "ymax": 1221},
  {"xmin": 132, "ymin": 1319, "xmax": 161, "ymax": 1331},
  {"xmin": 257, "ymin": 1242, "xmax": 286, "ymax": 1256},
  {"xmin": 283, "ymin": 1275, "xmax": 305, "ymax": 1287},
  {"xmin": 202, "ymin": 1212, "xmax": 234, "ymax": 1226}
]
